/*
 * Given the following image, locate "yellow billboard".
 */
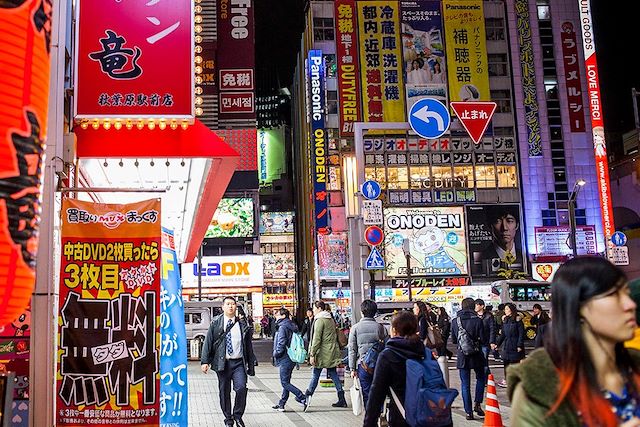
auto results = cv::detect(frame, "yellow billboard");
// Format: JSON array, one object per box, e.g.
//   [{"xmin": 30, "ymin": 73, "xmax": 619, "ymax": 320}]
[
  {"xmin": 357, "ymin": 1, "xmax": 406, "ymax": 123},
  {"xmin": 443, "ymin": 0, "xmax": 490, "ymax": 102}
]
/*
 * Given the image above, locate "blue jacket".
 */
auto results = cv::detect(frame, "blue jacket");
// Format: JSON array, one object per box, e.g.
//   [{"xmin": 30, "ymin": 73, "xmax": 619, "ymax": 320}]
[
  {"xmin": 451, "ymin": 309, "xmax": 486, "ymax": 369},
  {"xmin": 273, "ymin": 317, "xmax": 298, "ymax": 364},
  {"xmin": 497, "ymin": 316, "xmax": 525, "ymax": 362}
]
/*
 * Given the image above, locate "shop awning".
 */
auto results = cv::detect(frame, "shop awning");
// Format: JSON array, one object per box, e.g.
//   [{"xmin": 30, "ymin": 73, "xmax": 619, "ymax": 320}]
[{"xmin": 74, "ymin": 119, "xmax": 239, "ymax": 263}]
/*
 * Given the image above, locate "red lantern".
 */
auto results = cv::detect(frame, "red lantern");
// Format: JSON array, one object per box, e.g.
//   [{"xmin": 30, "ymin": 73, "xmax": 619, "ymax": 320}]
[{"xmin": 0, "ymin": 0, "xmax": 52, "ymax": 326}]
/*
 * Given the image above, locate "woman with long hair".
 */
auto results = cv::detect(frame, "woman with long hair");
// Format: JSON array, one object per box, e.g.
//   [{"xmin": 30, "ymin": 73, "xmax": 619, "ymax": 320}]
[
  {"xmin": 413, "ymin": 301, "xmax": 431, "ymax": 343},
  {"xmin": 496, "ymin": 302, "xmax": 524, "ymax": 387},
  {"xmin": 508, "ymin": 257, "xmax": 640, "ymax": 426},
  {"xmin": 437, "ymin": 306, "xmax": 453, "ymax": 359}
]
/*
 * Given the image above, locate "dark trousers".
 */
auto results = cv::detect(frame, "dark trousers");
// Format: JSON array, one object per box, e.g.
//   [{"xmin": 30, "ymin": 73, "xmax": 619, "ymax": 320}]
[
  {"xmin": 216, "ymin": 358, "xmax": 247, "ymax": 424},
  {"xmin": 278, "ymin": 358, "xmax": 305, "ymax": 406},
  {"xmin": 481, "ymin": 346, "xmax": 491, "ymax": 376},
  {"xmin": 459, "ymin": 366, "xmax": 487, "ymax": 415},
  {"xmin": 357, "ymin": 364, "xmax": 373, "ymax": 407}
]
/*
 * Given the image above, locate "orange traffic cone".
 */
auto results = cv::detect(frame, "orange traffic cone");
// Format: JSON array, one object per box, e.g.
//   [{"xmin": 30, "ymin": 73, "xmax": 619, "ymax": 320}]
[{"xmin": 483, "ymin": 374, "xmax": 504, "ymax": 427}]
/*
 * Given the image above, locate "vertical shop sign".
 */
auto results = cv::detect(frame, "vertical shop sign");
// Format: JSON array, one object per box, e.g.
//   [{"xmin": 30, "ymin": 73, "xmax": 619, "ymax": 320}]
[
  {"xmin": 400, "ymin": 0, "xmax": 448, "ymax": 113},
  {"xmin": 357, "ymin": 1, "xmax": 406, "ymax": 123},
  {"xmin": 335, "ymin": 0, "xmax": 361, "ymax": 136},
  {"xmin": 443, "ymin": 0, "xmax": 490, "ymax": 103},
  {"xmin": 74, "ymin": 0, "xmax": 194, "ymax": 119},
  {"xmin": 0, "ymin": 0, "xmax": 52, "ymax": 325},
  {"xmin": 577, "ymin": 0, "xmax": 615, "ymax": 246},
  {"xmin": 560, "ymin": 22, "xmax": 586, "ymax": 133},
  {"xmin": 308, "ymin": 50, "xmax": 330, "ymax": 234},
  {"xmin": 514, "ymin": 0, "xmax": 542, "ymax": 157},
  {"xmin": 159, "ymin": 229, "xmax": 188, "ymax": 426},
  {"xmin": 57, "ymin": 199, "xmax": 161, "ymax": 426},
  {"xmin": 217, "ymin": 0, "xmax": 255, "ymax": 119}
]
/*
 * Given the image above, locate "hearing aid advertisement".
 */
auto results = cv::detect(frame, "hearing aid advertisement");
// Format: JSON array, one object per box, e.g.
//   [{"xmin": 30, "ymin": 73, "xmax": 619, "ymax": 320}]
[{"xmin": 383, "ymin": 207, "xmax": 468, "ymax": 277}]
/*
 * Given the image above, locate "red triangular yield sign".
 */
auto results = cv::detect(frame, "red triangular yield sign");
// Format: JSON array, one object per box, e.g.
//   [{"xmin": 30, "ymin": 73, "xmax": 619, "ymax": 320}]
[{"xmin": 450, "ymin": 101, "xmax": 497, "ymax": 144}]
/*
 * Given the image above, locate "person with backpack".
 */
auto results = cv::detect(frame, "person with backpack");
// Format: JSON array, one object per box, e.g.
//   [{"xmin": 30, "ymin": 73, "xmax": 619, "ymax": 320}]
[
  {"xmin": 304, "ymin": 300, "xmax": 347, "ymax": 409},
  {"xmin": 271, "ymin": 308, "xmax": 308, "ymax": 412},
  {"xmin": 348, "ymin": 299, "xmax": 388, "ymax": 406},
  {"xmin": 363, "ymin": 310, "xmax": 456, "ymax": 427},
  {"xmin": 495, "ymin": 302, "xmax": 525, "ymax": 388},
  {"xmin": 451, "ymin": 297, "xmax": 487, "ymax": 421}
]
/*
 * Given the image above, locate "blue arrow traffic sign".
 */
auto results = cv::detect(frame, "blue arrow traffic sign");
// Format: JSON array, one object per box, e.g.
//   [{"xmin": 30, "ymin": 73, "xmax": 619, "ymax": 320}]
[
  {"xmin": 365, "ymin": 247, "xmax": 385, "ymax": 270},
  {"xmin": 361, "ymin": 180, "xmax": 382, "ymax": 200},
  {"xmin": 611, "ymin": 231, "xmax": 627, "ymax": 247},
  {"xmin": 408, "ymin": 98, "xmax": 451, "ymax": 139}
]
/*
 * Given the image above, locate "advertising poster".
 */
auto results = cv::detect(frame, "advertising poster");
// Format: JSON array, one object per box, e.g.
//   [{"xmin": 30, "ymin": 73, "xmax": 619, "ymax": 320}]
[
  {"xmin": 159, "ymin": 229, "xmax": 188, "ymax": 427},
  {"xmin": 259, "ymin": 212, "xmax": 294, "ymax": 234},
  {"xmin": 334, "ymin": 0, "xmax": 362, "ymax": 136},
  {"xmin": 534, "ymin": 225, "xmax": 597, "ymax": 256},
  {"xmin": 263, "ymin": 253, "xmax": 296, "ymax": 280},
  {"xmin": 357, "ymin": 1, "xmax": 406, "ymax": 123},
  {"xmin": 0, "ymin": 306, "xmax": 30, "ymax": 427},
  {"xmin": 466, "ymin": 204, "xmax": 525, "ymax": 277},
  {"xmin": 400, "ymin": 0, "xmax": 448, "ymax": 113},
  {"xmin": 205, "ymin": 198, "xmax": 255, "ymax": 238},
  {"xmin": 442, "ymin": 0, "xmax": 489, "ymax": 103},
  {"xmin": 384, "ymin": 207, "xmax": 468, "ymax": 277},
  {"xmin": 317, "ymin": 232, "xmax": 350, "ymax": 280},
  {"xmin": 258, "ymin": 128, "xmax": 286, "ymax": 187},
  {"xmin": 57, "ymin": 198, "xmax": 161, "ymax": 426},
  {"xmin": 74, "ymin": 0, "xmax": 193, "ymax": 119}
]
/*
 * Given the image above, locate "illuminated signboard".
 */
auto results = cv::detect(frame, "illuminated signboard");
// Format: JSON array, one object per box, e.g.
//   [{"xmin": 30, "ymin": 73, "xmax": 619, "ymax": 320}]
[
  {"xmin": 205, "ymin": 198, "xmax": 255, "ymax": 238},
  {"xmin": 181, "ymin": 255, "xmax": 264, "ymax": 288}
]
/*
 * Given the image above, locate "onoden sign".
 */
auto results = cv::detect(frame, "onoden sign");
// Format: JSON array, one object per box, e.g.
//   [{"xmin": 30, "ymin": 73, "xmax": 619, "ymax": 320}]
[{"xmin": 384, "ymin": 207, "xmax": 468, "ymax": 277}]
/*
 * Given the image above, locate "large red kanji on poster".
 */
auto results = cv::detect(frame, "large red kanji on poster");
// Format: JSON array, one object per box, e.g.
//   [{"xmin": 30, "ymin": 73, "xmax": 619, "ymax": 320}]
[
  {"xmin": 57, "ymin": 198, "xmax": 161, "ymax": 426},
  {"xmin": 74, "ymin": 0, "xmax": 193, "ymax": 119}
]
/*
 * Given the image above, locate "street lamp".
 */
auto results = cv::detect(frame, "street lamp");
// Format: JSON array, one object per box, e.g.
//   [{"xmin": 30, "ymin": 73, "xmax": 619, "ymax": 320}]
[
  {"xmin": 403, "ymin": 238, "xmax": 413, "ymax": 302},
  {"xmin": 568, "ymin": 179, "xmax": 587, "ymax": 258}
]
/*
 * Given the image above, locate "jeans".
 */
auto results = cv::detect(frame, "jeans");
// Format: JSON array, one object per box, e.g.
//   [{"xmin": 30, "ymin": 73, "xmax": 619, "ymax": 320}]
[
  {"xmin": 307, "ymin": 367, "xmax": 343, "ymax": 394},
  {"xmin": 278, "ymin": 358, "xmax": 305, "ymax": 406},
  {"xmin": 216, "ymin": 358, "xmax": 247, "ymax": 423},
  {"xmin": 481, "ymin": 346, "xmax": 491, "ymax": 376},
  {"xmin": 357, "ymin": 365, "xmax": 373, "ymax": 406},
  {"xmin": 459, "ymin": 366, "xmax": 487, "ymax": 415}
]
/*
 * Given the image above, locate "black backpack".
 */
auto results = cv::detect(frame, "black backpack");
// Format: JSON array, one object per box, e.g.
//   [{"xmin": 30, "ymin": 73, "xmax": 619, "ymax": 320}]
[{"xmin": 456, "ymin": 316, "xmax": 480, "ymax": 356}]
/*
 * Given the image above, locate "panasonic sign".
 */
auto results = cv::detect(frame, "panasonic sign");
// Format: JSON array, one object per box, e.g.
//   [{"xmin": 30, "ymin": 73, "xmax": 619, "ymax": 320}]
[{"xmin": 181, "ymin": 255, "xmax": 264, "ymax": 288}]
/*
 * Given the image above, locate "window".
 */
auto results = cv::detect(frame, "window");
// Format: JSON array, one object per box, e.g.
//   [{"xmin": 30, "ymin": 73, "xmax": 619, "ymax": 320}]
[
  {"xmin": 485, "ymin": 17, "xmax": 506, "ymax": 40},
  {"xmin": 491, "ymin": 89, "xmax": 512, "ymax": 113},
  {"xmin": 313, "ymin": 17, "xmax": 335, "ymax": 41},
  {"xmin": 497, "ymin": 165, "xmax": 517, "ymax": 188},
  {"xmin": 324, "ymin": 54, "xmax": 337, "ymax": 78},
  {"xmin": 475, "ymin": 165, "xmax": 496, "ymax": 188},
  {"xmin": 410, "ymin": 166, "xmax": 430, "ymax": 189},
  {"xmin": 454, "ymin": 166, "xmax": 474, "ymax": 188},
  {"xmin": 327, "ymin": 90, "xmax": 338, "ymax": 115},
  {"xmin": 431, "ymin": 165, "xmax": 453, "ymax": 182},
  {"xmin": 387, "ymin": 167, "xmax": 409, "ymax": 189},
  {"xmin": 488, "ymin": 53, "xmax": 509, "ymax": 77},
  {"xmin": 494, "ymin": 126, "xmax": 514, "ymax": 136},
  {"xmin": 365, "ymin": 167, "xmax": 387, "ymax": 189},
  {"xmin": 537, "ymin": 5, "xmax": 551, "ymax": 20},
  {"xmin": 545, "ymin": 83, "xmax": 558, "ymax": 100}
]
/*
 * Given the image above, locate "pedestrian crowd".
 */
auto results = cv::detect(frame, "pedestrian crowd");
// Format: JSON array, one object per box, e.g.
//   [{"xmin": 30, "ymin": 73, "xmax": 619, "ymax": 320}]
[{"xmin": 199, "ymin": 257, "xmax": 640, "ymax": 426}]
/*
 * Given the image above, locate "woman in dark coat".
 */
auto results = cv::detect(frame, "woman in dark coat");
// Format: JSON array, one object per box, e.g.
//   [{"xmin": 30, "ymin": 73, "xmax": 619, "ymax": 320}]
[
  {"xmin": 437, "ymin": 306, "xmax": 453, "ymax": 359},
  {"xmin": 496, "ymin": 302, "xmax": 524, "ymax": 387}
]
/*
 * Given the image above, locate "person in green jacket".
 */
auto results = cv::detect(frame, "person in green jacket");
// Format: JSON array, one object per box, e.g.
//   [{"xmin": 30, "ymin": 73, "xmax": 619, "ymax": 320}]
[
  {"xmin": 304, "ymin": 300, "xmax": 347, "ymax": 409},
  {"xmin": 508, "ymin": 257, "xmax": 640, "ymax": 427}
]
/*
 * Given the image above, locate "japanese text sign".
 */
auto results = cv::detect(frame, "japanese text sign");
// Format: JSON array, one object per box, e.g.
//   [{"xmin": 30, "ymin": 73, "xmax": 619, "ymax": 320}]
[
  {"xmin": 560, "ymin": 22, "xmax": 586, "ymax": 133},
  {"xmin": 335, "ymin": 0, "xmax": 362, "ymax": 136},
  {"xmin": 450, "ymin": 101, "xmax": 496, "ymax": 144},
  {"xmin": 74, "ymin": 0, "xmax": 194, "ymax": 120},
  {"xmin": 57, "ymin": 198, "xmax": 161, "ymax": 426}
]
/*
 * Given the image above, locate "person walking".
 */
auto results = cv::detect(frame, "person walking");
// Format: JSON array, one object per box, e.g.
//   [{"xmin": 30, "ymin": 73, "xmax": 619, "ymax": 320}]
[
  {"xmin": 475, "ymin": 298, "xmax": 497, "ymax": 376},
  {"xmin": 271, "ymin": 308, "xmax": 308, "ymax": 412},
  {"xmin": 451, "ymin": 297, "xmax": 487, "ymax": 420},
  {"xmin": 530, "ymin": 303, "xmax": 550, "ymax": 334},
  {"xmin": 200, "ymin": 297, "xmax": 256, "ymax": 427},
  {"xmin": 260, "ymin": 315, "xmax": 269, "ymax": 339},
  {"xmin": 348, "ymin": 299, "xmax": 388, "ymax": 406},
  {"xmin": 300, "ymin": 308, "xmax": 314, "ymax": 349},
  {"xmin": 437, "ymin": 306, "xmax": 454, "ymax": 360},
  {"xmin": 363, "ymin": 311, "xmax": 434, "ymax": 427},
  {"xmin": 509, "ymin": 257, "xmax": 640, "ymax": 426},
  {"xmin": 496, "ymin": 302, "xmax": 525, "ymax": 388},
  {"xmin": 304, "ymin": 300, "xmax": 347, "ymax": 408}
]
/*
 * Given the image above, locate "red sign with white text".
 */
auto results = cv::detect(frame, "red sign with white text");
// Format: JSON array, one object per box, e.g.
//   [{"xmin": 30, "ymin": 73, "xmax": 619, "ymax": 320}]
[
  {"xmin": 74, "ymin": 0, "xmax": 194, "ymax": 119},
  {"xmin": 220, "ymin": 93, "xmax": 255, "ymax": 114},
  {"xmin": 560, "ymin": 22, "xmax": 586, "ymax": 133},
  {"xmin": 450, "ymin": 102, "xmax": 497, "ymax": 144}
]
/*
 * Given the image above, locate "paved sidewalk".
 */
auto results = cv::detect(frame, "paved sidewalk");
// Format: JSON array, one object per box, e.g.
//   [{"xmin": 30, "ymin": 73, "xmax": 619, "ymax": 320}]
[{"xmin": 188, "ymin": 360, "xmax": 512, "ymax": 426}]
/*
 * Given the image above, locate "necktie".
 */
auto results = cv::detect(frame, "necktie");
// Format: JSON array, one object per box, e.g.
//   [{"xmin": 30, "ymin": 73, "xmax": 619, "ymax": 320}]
[{"xmin": 226, "ymin": 319, "xmax": 234, "ymax": 356}]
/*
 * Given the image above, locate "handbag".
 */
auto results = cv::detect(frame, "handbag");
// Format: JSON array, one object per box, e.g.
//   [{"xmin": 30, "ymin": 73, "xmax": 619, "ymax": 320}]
[
  {"xmin": 351, "ymin": 377, "xmax": 364, "ymax": 416},
  {"xmin": 424, "ymin": 323, "xmax": 445, "ymax": 349}
]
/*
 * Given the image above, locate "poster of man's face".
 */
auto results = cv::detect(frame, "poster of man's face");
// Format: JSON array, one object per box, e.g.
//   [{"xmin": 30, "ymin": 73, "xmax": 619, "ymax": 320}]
[{"xmin": 466, "ymin": 204, "xmax": 525, "ymax": 276}]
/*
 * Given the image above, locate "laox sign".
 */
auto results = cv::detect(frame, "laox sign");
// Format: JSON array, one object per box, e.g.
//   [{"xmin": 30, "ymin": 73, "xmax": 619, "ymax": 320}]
[{"xmin": 192, "ymin": 262, "xmax": 250, "ymax": 276}]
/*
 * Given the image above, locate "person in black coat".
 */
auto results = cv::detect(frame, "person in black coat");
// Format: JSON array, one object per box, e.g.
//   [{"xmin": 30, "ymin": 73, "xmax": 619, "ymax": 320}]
[
  {"xmin": 451, "ymin": 298, "xmax": 487, "ymax": 421},
  {"xmin": 475, "ymin": 299, "xmax": 497, "ymax": 376},
  {"xmin": 363, "ymin": 311, "xmax": 431, "ymax": 427},
  {"xmin": 495, "ymin": 302, "xmax": 524, "ymax": 388},
  {"xmin": 437, "ymin": 306, "xmax": 453, "ymax": 359},
  {"xmin": 300, "ymin": 308, "xmax": 314, "ymax": 349}
]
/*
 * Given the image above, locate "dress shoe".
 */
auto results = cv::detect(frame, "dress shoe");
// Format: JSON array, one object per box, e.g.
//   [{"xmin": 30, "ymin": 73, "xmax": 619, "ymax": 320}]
[
  {"xmin": 474, "ymin": 403, "xmax": 485, "ymax": 416},
  {"xmin": 466, "ymin": 413, "xmax": 475, "ymax": 420}
]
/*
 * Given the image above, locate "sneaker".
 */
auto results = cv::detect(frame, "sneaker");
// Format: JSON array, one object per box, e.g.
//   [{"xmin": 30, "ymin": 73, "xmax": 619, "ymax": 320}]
[
  {"xmin": 296, "ymin": 397, "xmax": 308, "ymax": 412},
  {"xmin": 272, "ymin": 404, "xmax": 285, "ymax": 412},
  {"xmin": 304, "ymin": 392, "xmax": 312, "ymax": 410},
  {"xmin": 497, "ymin": 379, "xmax": 507, "ymax": 388}
]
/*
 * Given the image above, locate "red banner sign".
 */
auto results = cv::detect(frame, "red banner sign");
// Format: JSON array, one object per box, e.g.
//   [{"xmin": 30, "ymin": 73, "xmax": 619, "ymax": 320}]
[
  {"xmin": 57, "ymin": 199, "xmax": 161, "ymax": 426},
  {"xmin": 74, "ymin": 0, "xmax": 194, "ymax": 120},
  {"xmin": 560, "ymin": 22, "xmax": 585, "ymax": 133},
  {"xmin": 335, "ymin": 0, "xmax": 361, "ymax": 136}
]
